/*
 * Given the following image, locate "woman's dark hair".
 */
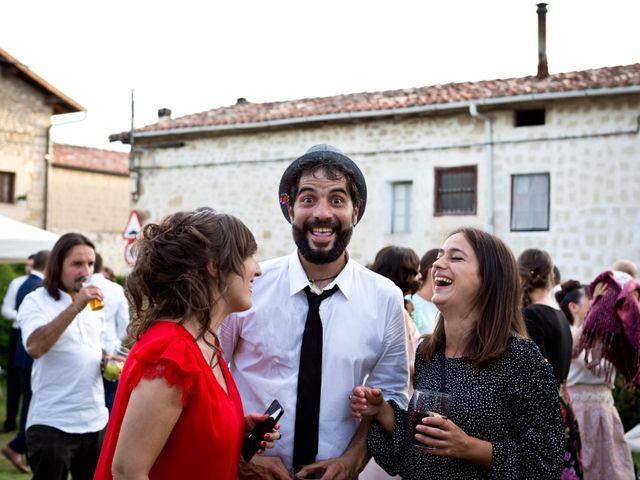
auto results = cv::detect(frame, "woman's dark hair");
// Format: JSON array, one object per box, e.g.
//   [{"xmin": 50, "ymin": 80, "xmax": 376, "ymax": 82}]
[
  {"xmin": 126, "ymin": 209, "xmax": 257, "ymax": 351},
  {"xmin": 419, "ymin": 227, "xmax": 528, "ymax": 368},
  {"xmin": 419, "ymin": 249, "xmax": 439, "ymax": 283},
  {"xmin": 517, "ymin": 248, "xmax": 554, "ymax": 308},
  {"xmin": 370, "ymin": 246, "xmax": 420, "ymax": 295},
  {"xmin": 44, "ymin": 233, "xmax": 95, "ymax": 301},
  {"xmin": 555, "ymin": 280, "xmax": 585, "ymax": 325}
]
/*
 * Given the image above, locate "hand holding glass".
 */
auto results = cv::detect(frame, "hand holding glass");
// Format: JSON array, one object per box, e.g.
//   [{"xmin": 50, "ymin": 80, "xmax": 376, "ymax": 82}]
[
  {"xmin": 410, "ymin": 389, "xmax": 451, "ymax": 448},
  {"xmin": 82, "ymin": 275, "xmax": 104, "ymax": 311}
]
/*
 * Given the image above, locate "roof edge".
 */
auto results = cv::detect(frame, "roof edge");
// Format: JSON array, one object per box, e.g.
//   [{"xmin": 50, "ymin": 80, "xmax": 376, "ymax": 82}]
[
  {"xmin": 0, "ymin": 48, "xmax": 85, "ymax": 114},
  {"xmin": 113, "ymin": 84, "xmax": 640, "ymax": 144}
]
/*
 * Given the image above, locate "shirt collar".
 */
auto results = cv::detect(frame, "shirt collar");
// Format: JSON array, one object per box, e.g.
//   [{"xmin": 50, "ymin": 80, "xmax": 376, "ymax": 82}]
[
  {"xmin": 288, "ymin": 250, "xmax": 354, "ymax": 300},
  {"xmin": 31, "ymin": 270, "xmax": 45, "ymax": 280}
]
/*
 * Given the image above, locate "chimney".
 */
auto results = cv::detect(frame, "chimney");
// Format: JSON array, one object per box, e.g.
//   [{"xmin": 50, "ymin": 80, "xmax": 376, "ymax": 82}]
[
  {"xmin": 157, "ymin": 108, "xmax": 172, "ymax": 121},
  {"xmin": 536, "ymin": 3, "xmax": 549, "ymax": 79}
]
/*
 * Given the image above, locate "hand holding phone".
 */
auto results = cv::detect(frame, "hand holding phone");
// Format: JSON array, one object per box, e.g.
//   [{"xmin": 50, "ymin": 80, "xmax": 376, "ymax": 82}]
[{"xmin": 241, "ymin": 399, "xmax": 284, "ymax": 462}]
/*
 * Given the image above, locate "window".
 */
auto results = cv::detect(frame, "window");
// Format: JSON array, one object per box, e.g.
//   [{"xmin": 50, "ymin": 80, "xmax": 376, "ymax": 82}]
[
  {"xmin": 515, "ymin": 108, "xmax": 545, "ymax": 127},
  {"xmin": 434, "ymin": 166, "xmax": 477, "ymax": 215},
  {"xmin": 511, "ymin": 173, "xmax": 550, "ymax": 231},
  {"xmin": 391, "ymin": 181, "xmax": 412, "ymax": 233},
  {"xmin": 0, "ymin": 172, "xmax": 15, "ymax": 203}
]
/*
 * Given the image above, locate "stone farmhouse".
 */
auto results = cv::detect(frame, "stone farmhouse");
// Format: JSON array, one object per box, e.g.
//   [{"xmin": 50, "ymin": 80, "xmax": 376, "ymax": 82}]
[
  {"xmin": 111, "ymin": 62, "xmax": 640, "ymax": 282},
  {"xmin": 1, "ymin": 48, "xmax": 129, "ymax": 270}
]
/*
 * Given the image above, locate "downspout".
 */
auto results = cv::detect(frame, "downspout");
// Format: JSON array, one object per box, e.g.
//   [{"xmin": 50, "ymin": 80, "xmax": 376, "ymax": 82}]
[
  {"xmin": 469, "ymin": 103, "xmax": 494, "ymax": 233},
  {"xmin": 44, "ymin": 113, "xmax": 87, "ymax": 229},
  {"xmin": 43, "ymin": 125, "xmax": 52, "ymax": 230}
]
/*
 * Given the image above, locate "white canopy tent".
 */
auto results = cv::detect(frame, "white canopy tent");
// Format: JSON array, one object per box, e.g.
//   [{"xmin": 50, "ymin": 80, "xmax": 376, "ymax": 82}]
[{"xmin": 0, "ymin": 214, "xmax": 59, "ymax": 262}]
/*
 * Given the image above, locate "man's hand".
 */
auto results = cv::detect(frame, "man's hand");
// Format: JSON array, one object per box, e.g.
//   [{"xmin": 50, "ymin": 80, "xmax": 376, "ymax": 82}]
[
  {"xmin": 72, "ymin": 284, "xmax": 103, "ymax": 312},
  {"xmin": 295, "ymin": 452, "xmax": 362, "ymax": 480},
  {"xmin": 238, "ymin": 455, "xmax": 290, "ymax": 480}
]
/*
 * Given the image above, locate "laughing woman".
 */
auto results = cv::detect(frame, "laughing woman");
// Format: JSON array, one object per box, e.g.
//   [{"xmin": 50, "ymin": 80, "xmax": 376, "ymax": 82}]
[
  {"xmin": 94, "ymin": 209, "xmax": 280, "ymax": 480},
  {"xmin": 351, "ymin": 228, "xmax": 563, "ymax": 479}
]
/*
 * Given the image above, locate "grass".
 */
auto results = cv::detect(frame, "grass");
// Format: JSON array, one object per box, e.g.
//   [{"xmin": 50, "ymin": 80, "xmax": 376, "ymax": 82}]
[{"xmin": 0, "ymin": 378, "xmax": 29, "ymax": 479}]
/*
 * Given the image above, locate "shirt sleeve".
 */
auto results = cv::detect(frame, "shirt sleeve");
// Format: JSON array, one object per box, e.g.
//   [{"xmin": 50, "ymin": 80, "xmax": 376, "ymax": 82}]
[
  {"xmin": 489, "ymin": 339, "xmax": 563, "ymax": 479},
  {"xmin": 114, "ymin": 286, "xmax": 130, "ymax": 342},
  {"xmin": 366, "ymin": 287, "xmax": 410, "ymax": 409},
  {"xmin": 218, "ymin": 313, "xmax": 241, "ymax": 365},
  {"xmin": 17, "ymin": 293, "xmax": 50, "ymax": 349},
  {"xmin": 1, "ymin": 278, "xmax": 21, "ymax": 321}
]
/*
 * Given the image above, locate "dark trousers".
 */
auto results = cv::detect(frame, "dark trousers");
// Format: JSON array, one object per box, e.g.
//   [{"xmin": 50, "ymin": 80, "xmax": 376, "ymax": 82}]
[
  {"xmin": 4, "ymin": 328, "xmax": 20, "ymax": 431},
  {"xmin": 103, "ymin": 378, "xmax": 118, "ymax": 414},
  {"xmin": 8, "ymin": 367, "xmax": 32, "ymax": 454},
  {"xmin": 26, "ymin": 425, "xmax": 105, "ymax": 480}
]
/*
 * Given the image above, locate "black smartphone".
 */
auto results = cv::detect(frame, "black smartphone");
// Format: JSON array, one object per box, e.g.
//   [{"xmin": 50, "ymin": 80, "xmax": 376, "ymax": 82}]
[{"xmin": 241, "ymin": 399, "xmax": 284, "ymax": 462}]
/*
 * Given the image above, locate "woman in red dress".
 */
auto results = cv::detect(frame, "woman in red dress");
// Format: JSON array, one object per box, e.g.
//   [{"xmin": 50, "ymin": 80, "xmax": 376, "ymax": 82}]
[{"xmin": 94, "ymin": 209, "xmax": 280, "ymax": 480}]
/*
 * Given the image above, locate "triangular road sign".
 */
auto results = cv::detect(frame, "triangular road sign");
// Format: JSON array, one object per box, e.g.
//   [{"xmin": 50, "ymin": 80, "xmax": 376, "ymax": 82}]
[{"xmin": 123, "ymin": 210, "xmax": 142, "ymax": 240}]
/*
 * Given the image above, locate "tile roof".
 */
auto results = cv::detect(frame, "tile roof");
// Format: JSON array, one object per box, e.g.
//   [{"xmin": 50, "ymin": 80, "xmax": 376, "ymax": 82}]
[
  {"xmin": 52, "ymin": 143, "xmax": 129, "ymax": 175},
  {"xmin": 136, "ymin": 63, "xmax": 640, "ymax": 134},
  {"xmin": 0, "ymin": 48, "xmax": 84, "ymax": 115}
]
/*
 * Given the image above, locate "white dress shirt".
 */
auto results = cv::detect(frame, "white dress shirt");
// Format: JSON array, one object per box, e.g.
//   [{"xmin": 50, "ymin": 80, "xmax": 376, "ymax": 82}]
[
  {"xmin": 220, "ymin": 251, "xmax": 409, "ymax": 473},
  {"xmin": 92, "ymin": 273, "xmax": 130, "ymax": 354},
  {"xmin": 18, "ymin": 287, "xmax": 108, "ymax": 433},
  {"xmin": 2, "ymin": 275, "xmax": 27, "ymax": 327}
]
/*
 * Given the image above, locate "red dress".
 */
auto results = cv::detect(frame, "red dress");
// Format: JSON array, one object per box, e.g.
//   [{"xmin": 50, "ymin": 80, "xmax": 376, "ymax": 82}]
[{"xmin": 94, "ymin": 321, "xmax": 244, "ymax": 479}]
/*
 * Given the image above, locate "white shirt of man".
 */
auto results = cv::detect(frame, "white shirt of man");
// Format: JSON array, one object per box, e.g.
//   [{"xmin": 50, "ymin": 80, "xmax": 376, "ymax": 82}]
[
  {"xmin": 220, "ymin": 251, "xmax": 409, "ymax": 473},
  {"xmin": 18, "ymin": 287, "xmax": 108, "ymax": 433},
  {"xmin": 91, "ymin": 273, "xmax": 130, "ymax": 354},
  {"xmin": 2, "ymin": 275, "xmax": 27, "ymax": 327}
]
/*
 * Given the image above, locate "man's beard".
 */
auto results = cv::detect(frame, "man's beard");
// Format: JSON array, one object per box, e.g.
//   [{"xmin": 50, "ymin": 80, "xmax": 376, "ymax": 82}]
[{"xmin": 292, "ymin": 220, "xmax": 353, "ymax": 264}]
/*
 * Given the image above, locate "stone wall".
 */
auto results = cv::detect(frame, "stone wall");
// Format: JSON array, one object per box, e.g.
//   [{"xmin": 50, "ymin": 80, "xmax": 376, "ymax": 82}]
[
  {"xmin": 48, "ymin": 167, "xmax": 130, "ymax": 273},
  {"xmin": 0, "ymin": 73, "xmax": 50, "ymax": 226},
  {"xmin": 131, "ymin": 95, "xmax": 640, "ymax": 282}
]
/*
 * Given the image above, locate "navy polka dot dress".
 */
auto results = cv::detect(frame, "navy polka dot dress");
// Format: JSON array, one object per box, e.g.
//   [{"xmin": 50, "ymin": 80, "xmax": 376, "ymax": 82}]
[{"xmin": 367, "ymin": 335, "xmax": 563, "ymax": 479}]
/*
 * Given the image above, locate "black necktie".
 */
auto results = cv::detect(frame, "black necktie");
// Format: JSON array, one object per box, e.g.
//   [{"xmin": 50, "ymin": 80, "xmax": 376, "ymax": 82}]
[{"xmin": 293, "ymin": 284, "xmax": 340, "ymax": 471}]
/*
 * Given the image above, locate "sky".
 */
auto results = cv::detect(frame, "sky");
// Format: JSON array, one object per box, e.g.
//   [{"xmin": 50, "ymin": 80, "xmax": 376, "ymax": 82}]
[{"xmin": 2, "ymin": 0, "xmax": 639, "ymax": 152}]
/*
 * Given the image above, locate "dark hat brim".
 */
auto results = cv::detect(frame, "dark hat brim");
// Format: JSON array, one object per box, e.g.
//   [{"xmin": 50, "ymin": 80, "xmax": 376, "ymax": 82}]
[{"xmin": 278, "ymin": 147, "xmax": 367, "ymax": 223}]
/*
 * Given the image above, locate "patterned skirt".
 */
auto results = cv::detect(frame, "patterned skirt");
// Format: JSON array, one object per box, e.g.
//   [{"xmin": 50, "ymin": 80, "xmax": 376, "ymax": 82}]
[
  {"xmin": 560, "ymin": 382, "xmax": 584, "ymax": 480},
  {"xmin": 567, "ymin": 383, "xmax": 635, "ymax": 480}
]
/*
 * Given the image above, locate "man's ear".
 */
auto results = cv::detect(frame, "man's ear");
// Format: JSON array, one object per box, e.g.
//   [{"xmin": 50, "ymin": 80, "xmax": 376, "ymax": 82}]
[
  {"xmin": 352, "ymin": 206, "xmax": 359, "ymax": 226},
  {"xmin": 287, "ymin": 204, "xmax": 294, "ymax": 222}
]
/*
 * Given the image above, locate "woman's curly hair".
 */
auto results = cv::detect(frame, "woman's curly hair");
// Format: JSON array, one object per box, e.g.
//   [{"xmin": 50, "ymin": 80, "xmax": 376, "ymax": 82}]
[{"xmin": 126, "ymin": 208, "xmax": 257, "ymax": 346}]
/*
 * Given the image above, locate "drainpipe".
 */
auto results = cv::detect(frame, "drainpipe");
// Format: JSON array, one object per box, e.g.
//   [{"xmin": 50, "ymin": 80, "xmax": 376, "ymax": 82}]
[
  {"xmin": 44, "ymin": 113, "xmax": 87, "ymax": 229},
  {"xmin": 43, "ymin": 125, "xmax": 52, "ymax": 230},
  {"xmin": 469, "ymin": 103, "xmax": 494, "ymax": 233}
]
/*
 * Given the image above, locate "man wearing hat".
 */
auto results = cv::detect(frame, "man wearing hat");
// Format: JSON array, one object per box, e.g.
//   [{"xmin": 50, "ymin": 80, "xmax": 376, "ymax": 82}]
[{"xmin": 220, "ymin": 145, "xmax": 409, "ymax": 479}]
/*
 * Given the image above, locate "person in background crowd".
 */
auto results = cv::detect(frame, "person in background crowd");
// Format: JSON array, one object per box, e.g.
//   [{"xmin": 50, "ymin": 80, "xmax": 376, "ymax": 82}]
[
  {"xmin": 1, "ymin": 254, "xmax": 34, "ymax": 433},
  {"xmin": 369, "ymin": 245, "xmax": 422, "ymax": 374},
  {"xmin": 353, "ymin": 228, "xmax": 563, "ymax": 479},
  {"xmin": 18, "ymin": 234, "xmax": 107, "ymax": 480},
  {"xmin": 92, "ymin": 253, "xmax": 130, "ymax": 413},
  {"xmin": 558, "ymin": 280, "xmax": 635, "ymax": 480},
  {"xmin": 2, "ymin": 250, "xmax": 49, "ymax": 473},
  {"xmin": 220, "ymin": 144, "xmax": 409, "ymax": 479},
  {"xmin": 518, "ymin": 248, "xmax": 583, "ymax": 479},
  {"xmin": 408, "ymin": 249, "xmax": 440, "ymax": 335},
  {"xmin": 94, "ymin": 209, "xmax": 280, "ymax": 480},
  {"xmin": 612, "ymin": 259, "xmax": 638, "ymax": 279}
]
